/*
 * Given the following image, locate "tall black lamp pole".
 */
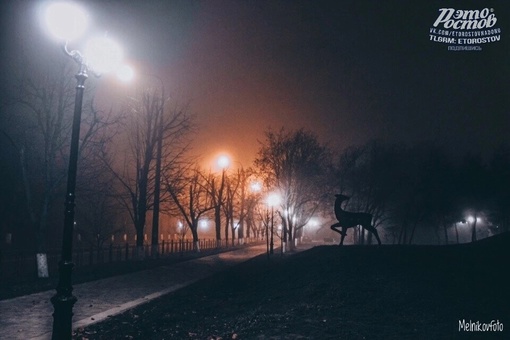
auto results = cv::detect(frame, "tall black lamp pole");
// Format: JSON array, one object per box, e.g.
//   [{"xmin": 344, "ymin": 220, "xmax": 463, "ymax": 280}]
[
  {"xmin": 266, "ymin": 209, "xmax": 270, "ymax": 259},
  {"xmin": 270, "ymin": 206, "xmax": 274, "ymax": 254},
  {"xmin": 51, "ymin": 46, "xmax": 91, "ymax": 340}
]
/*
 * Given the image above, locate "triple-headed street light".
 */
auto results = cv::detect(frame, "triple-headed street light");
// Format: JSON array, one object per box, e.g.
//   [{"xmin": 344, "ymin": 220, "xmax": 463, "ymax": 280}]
[{"xmin": 42, "ymin": 2, "xmax": 126, "ymax": 339}]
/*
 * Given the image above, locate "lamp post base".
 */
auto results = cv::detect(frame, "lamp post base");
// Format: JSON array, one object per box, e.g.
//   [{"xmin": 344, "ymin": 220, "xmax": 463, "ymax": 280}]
[
  {"xmin": 51, "ymin": 295, "xmax": 77, "ymax": 340},
  {"xmin": 51, "ymin": 261, "xmax": 77, "ymax": 340}
]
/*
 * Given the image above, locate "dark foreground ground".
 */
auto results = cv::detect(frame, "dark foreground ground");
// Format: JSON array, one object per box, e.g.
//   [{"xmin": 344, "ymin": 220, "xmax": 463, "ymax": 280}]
[{"xmin": 74, "ymin": 234, "xmax": 510, "ymax": 339}]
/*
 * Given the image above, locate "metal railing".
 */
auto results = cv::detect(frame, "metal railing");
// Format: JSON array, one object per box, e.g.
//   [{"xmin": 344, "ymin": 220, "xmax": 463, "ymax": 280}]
[{"xmin": 0, "ymin": 238, "xmax": 260, "ymax": 284}]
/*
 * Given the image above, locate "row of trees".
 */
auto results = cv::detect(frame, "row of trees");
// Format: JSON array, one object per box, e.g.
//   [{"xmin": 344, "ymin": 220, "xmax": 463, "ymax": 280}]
[
  {"xmin": 256, "ymin": 132, "xmax": 510, "ymax": 247},
  {"xmin": 335, "ymin": 141, "xmax": 510, "ymax": 244},
  {"xmin": 2, "ymin": 54, "xmax": 509, "ymax": 277},
  {"xmin": 1, "ymin": 56, "xmax": 335, "ymax": 276}
]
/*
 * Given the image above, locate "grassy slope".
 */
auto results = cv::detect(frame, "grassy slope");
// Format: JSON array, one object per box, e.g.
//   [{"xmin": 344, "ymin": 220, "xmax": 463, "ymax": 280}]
[{"xmin": 74, "ymin": 234, "xmax": 510, "ymax": 339}]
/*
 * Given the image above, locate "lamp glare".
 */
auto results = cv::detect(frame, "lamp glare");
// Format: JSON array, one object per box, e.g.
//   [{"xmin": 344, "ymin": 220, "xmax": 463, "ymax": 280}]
[
  {"xmin": 85, "ymin": 36, "xmax": 123, "ymax": 74},
  {"xmin": 44, "ymin": 2, "xmax": 88, "ymax": 41}
]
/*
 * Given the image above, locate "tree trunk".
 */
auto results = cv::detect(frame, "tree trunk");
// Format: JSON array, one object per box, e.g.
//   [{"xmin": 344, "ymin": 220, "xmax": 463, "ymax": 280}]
[
  {"xmin": 471, "ymin": 213, "xmax": 478, "ymax": 243},
  {"xmin": 238, "ymin": 221, "xmax": 244, "ymax": 245},
  {"xmin": 246, "ymin": 216, "xmax": 252, "ymax": 239},
  {"xmin": 408, "ymin": 221, "xmax": 418, "ymax": 245},
  {"xmin": 224, "ymin": 217, "xmax": 230, "ymax": 245},
  {"xmin": 191, "ymin": 224, "xmax": 200, "ymax": 252},
  {"xmin": 18, "ymin": 146, "xmax": 49, "ymax": 278},
  {"xmin": 214, "ymin": 206, "xmax": 221, "ymax": 247},
  {"xmin": 288, "ymin": 219, "xmax": 294, "ymax": 251},
  {"xmin": 279, "ymin": 217, "xmax": 286, "ymax": 252},
  {"xmin": 231, "ymin": 225, "xmax": 236, "ymax": 246},
  {"xmin": 151, "ymin": 95, "xmax": 164, "ymax": 258},
  {"xmin": 135, "ymin": 161, "xmax": 150, "ymax": 259},
  {"xmin": 366, "ymin": 229, "xmax": 373, "ymax": 245},
  {"xmin": 36, "ymin": 197, "xmax": 51, "ymax": 278},
  {"xmin": 135, "ymin": 222, "xmax": 145, "ymax": 259},
  {"xmin": 398, "ymin": 221, "xmax": 407, "ymax": 245},
  {"xmin": 434, "ymin": 226, "xmax": 440, "ymax": 245}
]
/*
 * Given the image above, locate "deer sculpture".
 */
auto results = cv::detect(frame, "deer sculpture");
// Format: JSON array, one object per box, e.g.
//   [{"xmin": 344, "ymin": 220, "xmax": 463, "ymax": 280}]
[{"xmin": 330, "ymin": 194, "xmax": 381, "ymax": 246}]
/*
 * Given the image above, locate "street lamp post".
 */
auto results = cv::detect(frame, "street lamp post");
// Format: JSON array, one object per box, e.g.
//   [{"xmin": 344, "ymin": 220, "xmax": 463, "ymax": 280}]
[
  {"xmin": 42, "ymin": 3, "xmax": 124, "ymax": 338},
  {"xmin": 50, "ymin": 49, "xmax": 87, "ymax": 339},
  {"xmin": 266, "ymin": 209, "xmax": 270, "ymax": 259},
  {"xmin": 270, "ymin": 205, "xmax": 275, "ymax": 254}
]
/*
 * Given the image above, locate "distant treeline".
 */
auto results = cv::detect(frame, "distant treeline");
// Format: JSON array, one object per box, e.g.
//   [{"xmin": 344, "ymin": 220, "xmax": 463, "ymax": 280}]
[{"xmin": 334, "ymin": 140, "xmax": 510, "ymax": 244}]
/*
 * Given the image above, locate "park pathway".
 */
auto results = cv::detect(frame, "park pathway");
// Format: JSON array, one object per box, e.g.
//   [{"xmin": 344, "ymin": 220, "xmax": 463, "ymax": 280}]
[{"xmin": 0, "ymin": 244, "xmax": 267, "ymax": 340}]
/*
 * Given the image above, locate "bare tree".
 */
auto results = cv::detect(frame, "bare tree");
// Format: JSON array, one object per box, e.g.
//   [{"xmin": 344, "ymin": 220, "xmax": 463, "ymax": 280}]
[
  {"xmin": 74, "ymin": 99, "xmax": 126, "ymax": 248},
  {"xmin": 3, "ymin": 59, "xmax": 114, "ymax": 277},
  {"xmin": 102, "ymin": 89, "xmax": 161, "ymax": 258},
  {"xmin": 222, "ymin": 169, "xmax": 249, "ymax": 246},
  {"xmin": 165, "ymin": 166, "xmax": 214, "ymax": 252},
  {"xmin": 207, "ymin": 168, "xmax": 227, "ymax": 247},
  {"xmin": 234, "ymin": 168, "xmax": 252, "ymax": 244},
  {"xmin": 243, "ymin": 176, "xmax": 264, "ymax": 241},
  {"xmin": 106, "ymin": 89, "xmax": 191, "ymax": 258},
  {"xmin": 255, "ymin": 128, "xmax": 333, "ymax": 250}
]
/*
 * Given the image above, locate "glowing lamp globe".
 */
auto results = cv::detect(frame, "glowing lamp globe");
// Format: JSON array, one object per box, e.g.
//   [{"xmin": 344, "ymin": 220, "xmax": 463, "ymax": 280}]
[
  {"xmin": 200, "ymin": 220, "xmax": 209, "ymax": 230},
  {"xmin": 250, "ymin": 181, "xmax": 262, "ymax": 193},
  {"xmin": 85, "ymin": 36, "xmax": 123, "ymax": 74},
  {"xmin": 217, "ymin": 155, "xmax": 231, "ymax": 169},
  {"xmin": 44, "ymin": 2, "xmax": 88, "ymax": 42},
  {"xmin": 308, "ymin": 218, "xmax": 319, "ymax": 227},
  {"xmin": 267, "ymin": 193, "xmax": 281, "ymax": 207},
  {"xmin": 116, "ymin": 64, "xmax": 134, "ymax": 83}
]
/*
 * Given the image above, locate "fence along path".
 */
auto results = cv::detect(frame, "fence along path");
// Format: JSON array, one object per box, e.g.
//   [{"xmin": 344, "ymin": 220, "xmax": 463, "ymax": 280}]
[
  {"xmin": 0, "ymin": 243, "xmax": 267, "ymax": 340},
  {"xmin": 1, "ymin": 238, "xmax": 257, "ymax": 283}
]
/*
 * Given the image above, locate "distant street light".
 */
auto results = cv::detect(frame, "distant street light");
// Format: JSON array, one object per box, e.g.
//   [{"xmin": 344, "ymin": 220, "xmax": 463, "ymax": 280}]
[
  {"xmin": 250, "ymin": 181, "xmax": 262, "ymax": 193},
  {"xmin": 200, "ymin": 220, "xmax": 209, "ymax": 230},
  {"xmin": 42, "ymin": 2, "xmax": 125, "ymax": 338},
  {"xmin": 217, "ymin": 154, "xmax": 231, "ymax": 169}
]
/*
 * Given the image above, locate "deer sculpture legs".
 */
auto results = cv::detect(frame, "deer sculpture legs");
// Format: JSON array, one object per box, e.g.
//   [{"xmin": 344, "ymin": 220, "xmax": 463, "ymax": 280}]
[
  {"xmin": 331, "ymin": 194, "xmax": 382, "ymax": 246},
  {"xmin": 330, "ymin": 217, "xmax": 382, "ymax": 245}
]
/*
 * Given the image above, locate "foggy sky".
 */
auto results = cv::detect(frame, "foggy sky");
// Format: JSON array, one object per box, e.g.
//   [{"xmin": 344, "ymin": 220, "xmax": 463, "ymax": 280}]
[{"xmin": 2, "ymin": 0, "xmax": 509, "ymax": 165}]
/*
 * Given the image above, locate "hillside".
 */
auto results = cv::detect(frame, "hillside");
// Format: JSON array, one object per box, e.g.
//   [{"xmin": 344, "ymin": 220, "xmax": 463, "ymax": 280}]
[{"xmin": 75, "ymin": 233, "xmax": 510, "ymax": 339}]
